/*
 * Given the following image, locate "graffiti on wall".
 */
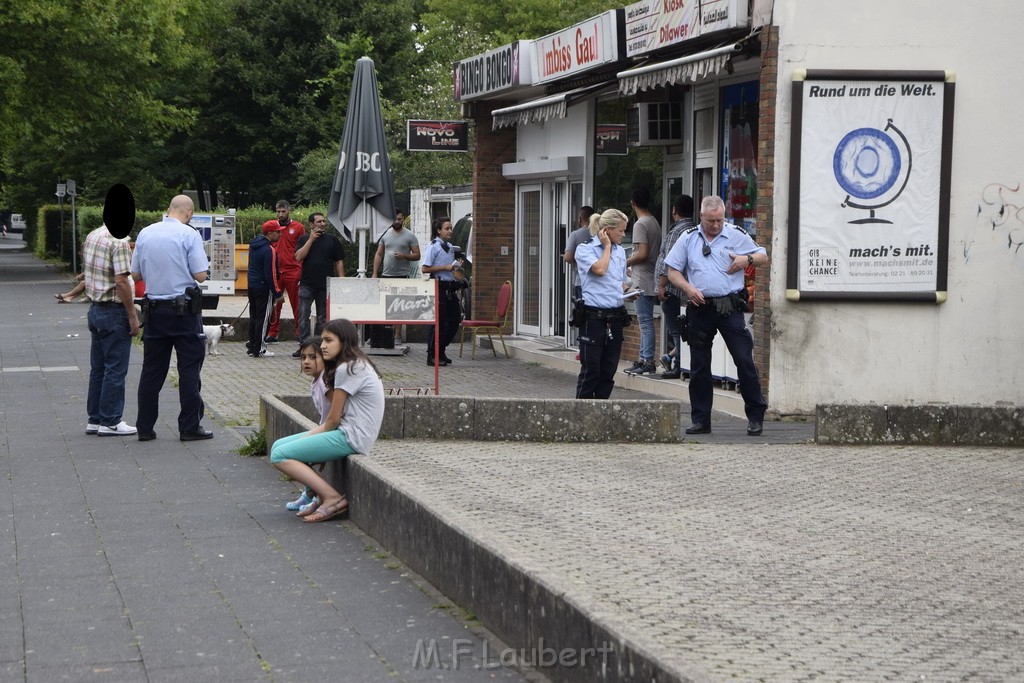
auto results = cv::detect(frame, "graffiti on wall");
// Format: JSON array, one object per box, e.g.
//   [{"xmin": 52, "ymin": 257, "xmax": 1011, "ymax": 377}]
[{"xmin": 970, "ymin": 182, "xmax": 1024, "ymax": 263}]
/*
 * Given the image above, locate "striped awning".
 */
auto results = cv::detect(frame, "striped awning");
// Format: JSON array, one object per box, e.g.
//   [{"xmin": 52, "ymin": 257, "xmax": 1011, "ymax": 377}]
[
  {"xmin": 617, "ymin": 43, "xmax": 744, "ymax": 96},
  {"xmin": 491, "ymin": 82, "xmax": 614, "ymax": 130}
]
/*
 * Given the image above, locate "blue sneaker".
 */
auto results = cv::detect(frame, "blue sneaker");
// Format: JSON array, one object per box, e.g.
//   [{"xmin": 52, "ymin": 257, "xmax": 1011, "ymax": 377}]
[
  {"xmin": 297, "ymin": 497, "xmax": 321, "ymax": 517},
  {"xmin": 660, "ymin": 354, "xmax": 673, "ymax": 371},
  {"xmin": 285, "ymin": 490, "xmax": 315, "ymax": 511}
]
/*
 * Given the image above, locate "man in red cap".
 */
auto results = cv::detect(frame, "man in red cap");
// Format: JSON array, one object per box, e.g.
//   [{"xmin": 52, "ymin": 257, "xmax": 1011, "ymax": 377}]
[
  {"xmin": 247, "ymin": 221, "xmax": 284, "ymax": 357},
  {"xmin": 265, "ymin": 200, "xmax": 305, "ymax": 344}
]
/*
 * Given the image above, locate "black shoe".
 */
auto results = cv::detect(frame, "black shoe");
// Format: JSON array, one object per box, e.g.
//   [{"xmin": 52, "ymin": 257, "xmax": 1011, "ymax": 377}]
[
  {"xmin": 660, "ymin": 369, "xmax": 682, "ymax": 379},
  {"xmin": 685, "ymin": 423, "xmax": 711, "ymax": 435},
  {"xmin": 291, "ymin": 349, "xmax": 301, "ymax": 358},
  {"xmin": 441, "ymin": 355, "xmax": 453, "ymax": 365},
  {"xmin": 137, "ymin": 431, "xmax": 157, "ymax": 442},
  {"xmin": 746, "ymin": 421, "xmax": 763, "ymax": 436},
  {"xmin": 180, "ymin": 428, "xmax": 214, "ymax": 441}
]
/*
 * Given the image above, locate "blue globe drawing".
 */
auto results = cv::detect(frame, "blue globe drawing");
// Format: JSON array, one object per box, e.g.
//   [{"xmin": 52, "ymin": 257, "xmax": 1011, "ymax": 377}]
[{"xmin": 832, "ymin": 127, "xmax": 902, "ymax": 200}]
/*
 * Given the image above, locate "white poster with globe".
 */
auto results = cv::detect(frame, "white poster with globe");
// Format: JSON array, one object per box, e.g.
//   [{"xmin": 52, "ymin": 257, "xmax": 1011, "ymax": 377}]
[{"xmin": 787, "ymin": 70, "xmax": 954, "ymax": 301}]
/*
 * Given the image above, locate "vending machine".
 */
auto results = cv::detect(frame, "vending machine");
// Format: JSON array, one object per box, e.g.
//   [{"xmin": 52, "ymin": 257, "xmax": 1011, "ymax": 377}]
[{"xmin": 190, "ymin": 213, "xmax": 236, "ymax": 307}]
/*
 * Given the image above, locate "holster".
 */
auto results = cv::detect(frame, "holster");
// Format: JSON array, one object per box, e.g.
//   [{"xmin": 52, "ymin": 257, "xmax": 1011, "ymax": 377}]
[
  {"xmin": 569, "ymin": 286, "xmax": 587, "ymax": 328},
  {"xmin": 186, "ymin": 285, "xmax": 203, "ymax": 314},
  {"xmin": 677, "ymin": 312, "xmax": 688, "ymax": 342}
]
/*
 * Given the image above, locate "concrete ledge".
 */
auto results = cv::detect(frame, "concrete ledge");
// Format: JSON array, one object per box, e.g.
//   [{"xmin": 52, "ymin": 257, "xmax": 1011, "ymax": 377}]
[
  {"xmin": 271, "ymin": 394, "xmax": 680, "ymax": 443},
  {"xmin": 816, "ymin": 404, "xmax": 1024, "ymax": 446},
  {"xmin": 259, "ymin": 394, "xmax": 700, "ymax": 682},
  {"xmin": 348, "ymin": 456, "xmax": 705, "ymax": 683}
]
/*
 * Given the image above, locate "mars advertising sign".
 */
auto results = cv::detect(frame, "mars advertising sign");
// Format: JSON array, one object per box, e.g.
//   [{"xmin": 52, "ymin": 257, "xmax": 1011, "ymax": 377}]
[
  {"xmin": 406, "ymin": 120, "xmax": 469, "ymax": 152},
  {"xmin": 454, "ymin": 41, "xmax": 532, "ymax": 101}
]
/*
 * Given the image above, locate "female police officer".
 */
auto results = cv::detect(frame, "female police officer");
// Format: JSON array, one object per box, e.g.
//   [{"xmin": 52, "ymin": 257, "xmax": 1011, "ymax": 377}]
[
  {"xmin": 574, "ymin": 208, "xmax": 630, "ymax": 399},
  {"xmin": 421, "ymin": 216, "xmax": 463, "ymax": 366}
]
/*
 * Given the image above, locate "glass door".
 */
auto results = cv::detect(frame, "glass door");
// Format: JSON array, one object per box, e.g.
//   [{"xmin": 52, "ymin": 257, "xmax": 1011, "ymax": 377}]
[{"xmin": 517, "ymin": 185, "xmax": 542, "ymax": 336}]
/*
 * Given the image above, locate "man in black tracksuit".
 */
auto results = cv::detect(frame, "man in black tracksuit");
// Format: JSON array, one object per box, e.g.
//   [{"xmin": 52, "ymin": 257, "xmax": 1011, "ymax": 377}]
[{"xmin": 247, "ymin": 222, "xmax": 284, "ymax": 357}]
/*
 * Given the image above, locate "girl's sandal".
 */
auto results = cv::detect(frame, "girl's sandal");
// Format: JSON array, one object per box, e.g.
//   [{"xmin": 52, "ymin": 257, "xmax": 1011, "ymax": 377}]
[{"xmin": 302, "ymin": 499, "xmax": 349, "ymax": 523}]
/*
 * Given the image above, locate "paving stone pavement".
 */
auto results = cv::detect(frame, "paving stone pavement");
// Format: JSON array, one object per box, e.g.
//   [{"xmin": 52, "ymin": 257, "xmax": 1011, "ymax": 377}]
[
  {"xmin": 8, "ymin": 243, "xmax": 1023, "ymax": 680},
  {"xmin": 366, "ymin": 441, "xmax": 1024, "ymax": 680},
  {"xmin": 0, "ymin": 249, "xmax": 528, "ymax": 683}
]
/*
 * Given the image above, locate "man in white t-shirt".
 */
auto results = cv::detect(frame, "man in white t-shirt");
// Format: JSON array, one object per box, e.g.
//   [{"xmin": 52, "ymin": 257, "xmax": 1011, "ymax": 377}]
[{"xmin": 624, "ymin": 187, "xmax": 662, "ymax": 376}]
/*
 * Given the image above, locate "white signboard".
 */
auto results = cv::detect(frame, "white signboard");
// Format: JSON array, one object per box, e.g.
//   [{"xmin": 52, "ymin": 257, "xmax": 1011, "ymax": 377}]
[
  {"xmin": 328, "ymin": 277, "xmax": 437, "ymax": 323},
  {"xmin": 625, "ymin": 0, "xmax": 746, "ymax": 57},
  {"xmin": 787, "ymin": 70, "xmax": 954, "ymax": 302},
  {"xmin": 454, "ymin": 41, "xmax": 532, "ymax": 101},
  {"xmin": 532, "ymin": 10, "xmax": 622, "ymax": 84}
]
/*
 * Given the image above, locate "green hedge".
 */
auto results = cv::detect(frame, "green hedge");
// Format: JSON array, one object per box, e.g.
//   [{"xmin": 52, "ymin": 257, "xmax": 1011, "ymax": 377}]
[
  {"xmin": 34, "ymin": 201, "xmax": 329, "ymax": 264},
  {"xmin": 35, "ymin": 203, "xmax": 377, "ymax": 277}
]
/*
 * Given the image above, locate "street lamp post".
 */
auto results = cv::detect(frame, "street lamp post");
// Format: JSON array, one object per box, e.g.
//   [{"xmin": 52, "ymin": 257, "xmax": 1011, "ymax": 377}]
[
  {"xmin": 66, "ymin": 180, "xmax": 78, "ymax": 274},
  {"xmin": 56, "ymin": 183, "xmax": 66, "ymax": 260}
]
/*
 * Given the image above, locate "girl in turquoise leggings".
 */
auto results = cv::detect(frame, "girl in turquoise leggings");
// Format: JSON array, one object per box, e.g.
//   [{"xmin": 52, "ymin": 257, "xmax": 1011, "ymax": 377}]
[{"xmin": 270, "ymin": 319, "xmax": 385, "ymax": 523}]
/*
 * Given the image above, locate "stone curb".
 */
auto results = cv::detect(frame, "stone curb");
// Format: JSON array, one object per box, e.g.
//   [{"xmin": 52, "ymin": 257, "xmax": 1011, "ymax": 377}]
[
  {"xmin": 816, "ymin": 403, "xmax": 1024, "ymax": 446},
  {"xmin": 273, "ymin": 394, "xmax": 680, "ymax": 443}
]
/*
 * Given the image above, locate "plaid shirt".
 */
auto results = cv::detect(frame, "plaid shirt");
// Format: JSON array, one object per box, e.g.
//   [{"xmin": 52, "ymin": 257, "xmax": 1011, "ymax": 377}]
[
  {"xmin": 655, "ymin": 218, "xmax": 694, "ymax": 299},
  {"xmin": 83, "ymin": 225, "xmax": 132, "ymax": 303}
]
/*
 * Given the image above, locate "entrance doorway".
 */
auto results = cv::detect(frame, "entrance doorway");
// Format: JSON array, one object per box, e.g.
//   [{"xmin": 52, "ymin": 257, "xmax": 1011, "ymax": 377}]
[{"xmin": 516, "ymin": 181, "xmax": 574, "ymax": 338}]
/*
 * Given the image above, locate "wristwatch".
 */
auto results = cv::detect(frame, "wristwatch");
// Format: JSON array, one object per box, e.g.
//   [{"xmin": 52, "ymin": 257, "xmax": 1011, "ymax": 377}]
[{"xmin": 747, "ymin": 254, "xmax": 754, "ymax": 266}]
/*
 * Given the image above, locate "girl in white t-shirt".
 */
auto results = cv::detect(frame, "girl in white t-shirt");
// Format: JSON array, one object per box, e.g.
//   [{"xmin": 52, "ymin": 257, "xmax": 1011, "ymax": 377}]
[
  {"xmin": 270, "ymin": 319, "xmax": 385, "ymax": 523},
  {"xmin": 283, "ymin": 338, "xmax": 329, "ymax": 512}
]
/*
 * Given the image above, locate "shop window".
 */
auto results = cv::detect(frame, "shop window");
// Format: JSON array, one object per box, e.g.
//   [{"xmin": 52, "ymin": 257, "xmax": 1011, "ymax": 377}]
[{"xmin": 719, "ymin": 82, "xmax": 759, "ymax": 234}]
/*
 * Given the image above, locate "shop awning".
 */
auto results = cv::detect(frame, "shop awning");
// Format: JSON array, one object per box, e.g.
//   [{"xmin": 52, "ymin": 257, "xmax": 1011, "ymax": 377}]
[
  {"xmin": 491, "ymin": 82, "xmax": 613, "ymax": 130},
  {"xmin": 617, "ymin": 42, "xmax": 744, "ymax": 96}
]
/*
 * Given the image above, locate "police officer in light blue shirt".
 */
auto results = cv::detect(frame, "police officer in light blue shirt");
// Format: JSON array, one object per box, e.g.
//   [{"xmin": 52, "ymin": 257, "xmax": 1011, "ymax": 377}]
[
  {"xmin": 130, "ymin": 195, "xmax": 213, "ymax": 442},
  {"xmin": 665, "ymin": 195, "xmax": 768, "ymax": 437},
  {"xmin": 574, "ymin": 208, "xmax": 630, "ymax": 399},
  {"xmin": 421, "ymin": 217, "xmax": 462, "ymax": 366}
]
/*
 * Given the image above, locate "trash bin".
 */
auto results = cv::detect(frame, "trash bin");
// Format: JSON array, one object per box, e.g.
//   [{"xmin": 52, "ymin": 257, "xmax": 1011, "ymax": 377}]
[{"xmin": 368, "ymin": 325, "xmax": 395, "ymax": 348}]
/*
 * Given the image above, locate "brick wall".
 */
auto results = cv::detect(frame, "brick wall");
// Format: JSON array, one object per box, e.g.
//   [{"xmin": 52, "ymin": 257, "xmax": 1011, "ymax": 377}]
[
  {"xmin": 470, "ymin": 104, "xmax": 517, "ymax": 325},
  {"xmin": 754, "ymin": 25, "xmax": 778, "ymax": 400}
]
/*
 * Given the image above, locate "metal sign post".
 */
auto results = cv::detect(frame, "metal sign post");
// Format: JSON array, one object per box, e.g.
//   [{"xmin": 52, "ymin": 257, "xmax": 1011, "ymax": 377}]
[
  {"xmin": 66, "ymin": 180, "xmax": 77, "ymax": 273},
  {"xmin": 56, "ymin": 183, "xmax": 66, "ymax": 260}
]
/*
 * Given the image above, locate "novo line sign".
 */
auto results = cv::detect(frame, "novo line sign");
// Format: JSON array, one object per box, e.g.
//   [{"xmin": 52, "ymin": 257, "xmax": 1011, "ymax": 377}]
[{"xmin": 407, "ymin": 120, "xmax": 468, "ymax": 152}]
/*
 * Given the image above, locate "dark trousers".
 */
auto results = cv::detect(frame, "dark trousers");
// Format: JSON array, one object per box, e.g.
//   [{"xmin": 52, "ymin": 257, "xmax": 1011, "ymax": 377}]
[
  {"xmin": 247, "ymin": 288, "xmax": 272, "ymax": 355},
  {"xmin": 661, "ymin": 293, "xmax": 682, "ymax": 369},
  {"xmin": 87, "ymin": 303, "xmax": 132, "ymax": 426},
  {"xmin": 136, "ymin": 307, "xmax": 206, "ymax": 434},
  {"xmin": 426, "ymin": 289, "xmax": 461, "ymax": 360},
  {"xmin": 576, "ymin": 314, "xmax": 624, "ymax": 399},
  {"xmin": 297, "ymin": 283, "xmax": 327, "ymax": 344},
  {"xmin": 686, "ymin": 304, "xmax": 767, "ymax": 425}
]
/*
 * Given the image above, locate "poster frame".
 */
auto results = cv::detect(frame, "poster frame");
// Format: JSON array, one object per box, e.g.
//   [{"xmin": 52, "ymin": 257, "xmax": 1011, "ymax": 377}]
[{"xmin": 786, "ymin": 69, "xmax": 955, "ymax": 303}]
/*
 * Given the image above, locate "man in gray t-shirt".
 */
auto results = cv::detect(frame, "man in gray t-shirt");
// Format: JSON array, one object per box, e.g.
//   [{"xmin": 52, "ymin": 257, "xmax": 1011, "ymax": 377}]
[
  {"xmin": 624, "ymin": 188, "xmax": 662, "ymax": 375},
  {"xmin": 372, "ymin": 210, "xmax": 420, "ymax": 278}
]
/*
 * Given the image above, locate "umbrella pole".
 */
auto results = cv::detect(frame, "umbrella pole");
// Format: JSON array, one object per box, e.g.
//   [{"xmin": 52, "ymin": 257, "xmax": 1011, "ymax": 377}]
[{"xmin": 356, "ymin": 200, "xmax": 369, "ymax": 278}]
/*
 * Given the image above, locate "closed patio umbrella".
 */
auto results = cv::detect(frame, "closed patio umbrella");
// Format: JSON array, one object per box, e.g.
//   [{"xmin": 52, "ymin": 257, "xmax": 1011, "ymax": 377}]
[{"xmin": 327, "ymin": 56, "xmax": 396, "ymax": 277}]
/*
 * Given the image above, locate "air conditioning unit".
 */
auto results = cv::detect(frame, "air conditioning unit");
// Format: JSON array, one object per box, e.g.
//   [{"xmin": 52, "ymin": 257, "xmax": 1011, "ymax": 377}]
[{"xmin": 626, "ymin": 102, "xmax": 683, "ymax": 146}]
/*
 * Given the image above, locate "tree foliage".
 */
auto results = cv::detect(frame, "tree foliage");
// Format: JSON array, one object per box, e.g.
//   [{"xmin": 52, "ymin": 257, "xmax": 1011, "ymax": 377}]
[{"xmin": 1, "ymin": 0, "xmax": 626, "ymax": 218}]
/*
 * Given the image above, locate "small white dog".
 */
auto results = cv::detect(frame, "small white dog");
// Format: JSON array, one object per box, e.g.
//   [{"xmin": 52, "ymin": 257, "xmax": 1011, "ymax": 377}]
[{"xmin": 203, "ymin": 321, "xmax": 235, "ymax": 355}]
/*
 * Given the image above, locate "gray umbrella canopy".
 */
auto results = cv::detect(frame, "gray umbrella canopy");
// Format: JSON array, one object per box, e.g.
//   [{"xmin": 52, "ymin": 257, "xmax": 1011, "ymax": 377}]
[{"xmin": 327, "ymin": 56, "xmax": 396, "ymax": 245}]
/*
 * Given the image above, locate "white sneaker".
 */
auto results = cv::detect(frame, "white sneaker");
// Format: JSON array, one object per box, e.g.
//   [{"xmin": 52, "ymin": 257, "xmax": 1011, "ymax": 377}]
[
  {"xmin": 86, "ymin": 423, "xmax": 100, "ymax": 435},
  {"xmin": 97, "ymin": 421, "xmax": 139, "ymax": 436},
  {"xmin": 260, "ymin": 351, "xmax": 275, "ymax": 357}
]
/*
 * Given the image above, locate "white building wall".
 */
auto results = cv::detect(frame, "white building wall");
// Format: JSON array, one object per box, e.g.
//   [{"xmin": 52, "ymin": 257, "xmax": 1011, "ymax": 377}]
[
  {"xmin": 517, "ymin": 105, "xmax": 589, "ymax": 161},
  {"xmin": 770, "ymin": 1, "xmax": 1024, "ymax": 412}
]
